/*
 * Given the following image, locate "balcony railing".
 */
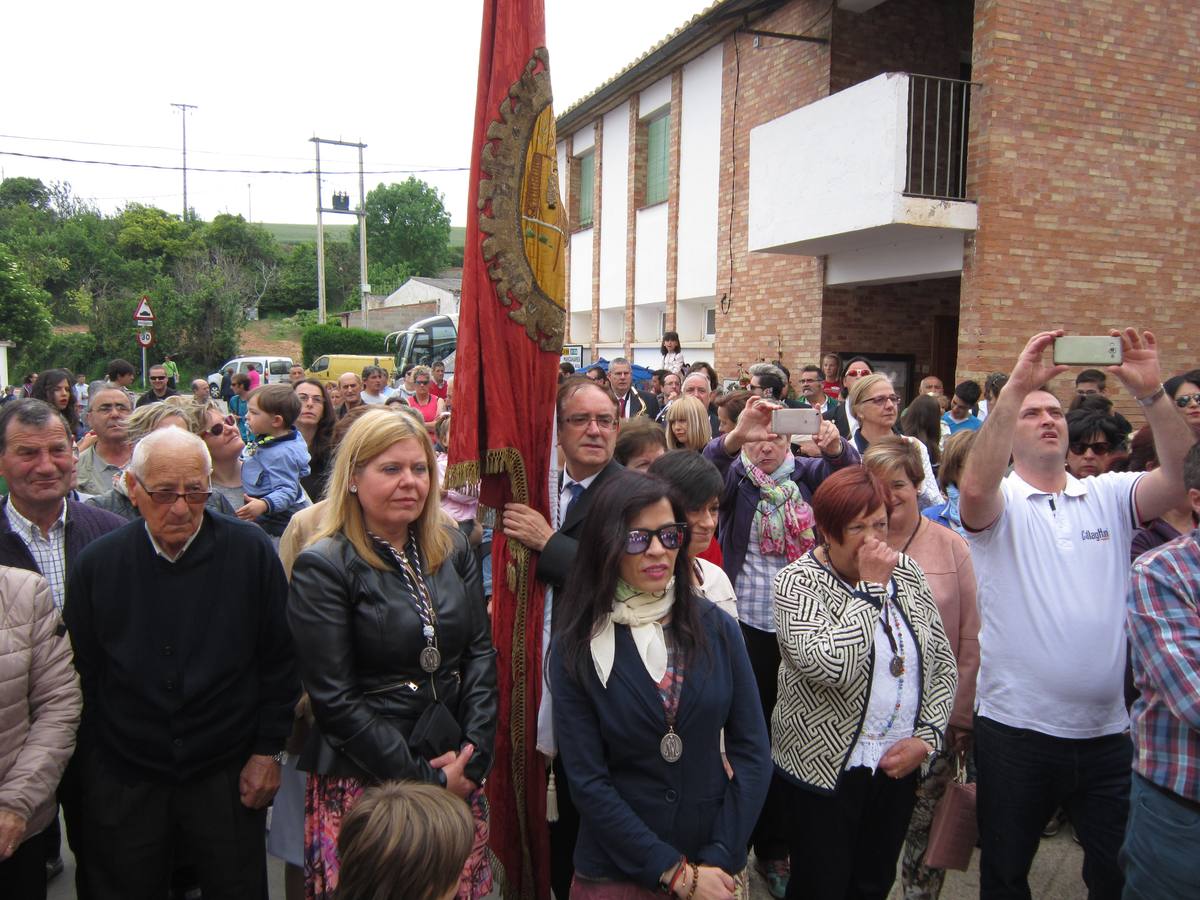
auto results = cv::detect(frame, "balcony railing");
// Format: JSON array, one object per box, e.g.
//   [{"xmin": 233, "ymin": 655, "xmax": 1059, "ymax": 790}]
[{"xmin": 905, "ymin": 74, "xmax": 974, "ymax": 201}]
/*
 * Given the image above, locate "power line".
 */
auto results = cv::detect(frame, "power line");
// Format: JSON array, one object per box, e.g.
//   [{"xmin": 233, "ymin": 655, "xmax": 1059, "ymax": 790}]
[
  {"xmin": 0, "ymin": 149, "xmax": 468, "ymax": 176},
  {"xmin": 0, "ymin": 132, "xmax": 453, "ymax": 169}
]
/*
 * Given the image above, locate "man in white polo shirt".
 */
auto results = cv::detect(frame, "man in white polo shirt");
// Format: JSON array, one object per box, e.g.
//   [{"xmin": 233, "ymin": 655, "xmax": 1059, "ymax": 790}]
[{"xmin": 959, "ymin": 328, "xmax": 1194, "ymax": 900}]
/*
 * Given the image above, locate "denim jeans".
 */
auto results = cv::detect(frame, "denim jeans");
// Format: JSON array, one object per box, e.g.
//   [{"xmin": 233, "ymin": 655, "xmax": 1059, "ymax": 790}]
[
  {"xmin": 974, "ymin": 715, "xmax": 1131, "ymax": 900},
  {"xmin": 1120, "ymin": 772, "xmax": 1200, "ymax": 899}
]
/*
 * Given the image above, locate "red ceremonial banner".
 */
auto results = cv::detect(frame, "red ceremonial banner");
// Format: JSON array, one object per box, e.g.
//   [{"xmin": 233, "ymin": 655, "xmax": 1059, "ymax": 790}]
[{"xmin": 447, "ymin": 1, "xmax": 565, "ymax": 897}]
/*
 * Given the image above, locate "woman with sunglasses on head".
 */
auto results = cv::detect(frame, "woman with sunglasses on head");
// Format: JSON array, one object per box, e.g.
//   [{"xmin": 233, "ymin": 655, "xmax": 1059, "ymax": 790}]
[
  {"xmin": 850, "ymin": 374, "xmax": 942, "ymax": 510},
  {"xmin": 1165, "ymin": 368, "xmax": 1200, "ymax": 439},
  {"xmin": 827, "ymin": 357, "xmax": 873, "ymax": 439},
  {"xmin": 772, "ymin": 466, "xmax": 956, "ymax": 900},
  {"xmin": 551, "ymin": 470, "xmax": 770, "ymax": 900},
  {"xmin": 196, "ymin": 399, "xmax": 248, "ymax": 511}
]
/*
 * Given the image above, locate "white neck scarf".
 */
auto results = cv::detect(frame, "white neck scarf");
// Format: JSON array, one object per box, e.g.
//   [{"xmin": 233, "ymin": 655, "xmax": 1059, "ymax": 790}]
[{"xmin": 590, "ymin": 578, "xmax": 676, "ymax": 688}]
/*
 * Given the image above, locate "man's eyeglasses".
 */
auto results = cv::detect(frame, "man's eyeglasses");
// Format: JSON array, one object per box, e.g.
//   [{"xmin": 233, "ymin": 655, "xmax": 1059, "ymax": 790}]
[
  {"xmin": 861, "ymin": 394, "xmax": 901, "ymax": 407},
  {"xmin": 204, "ymin": 415, "xmax": 237, "ymax": 437},
  {"xmin": 1175, "ymin": 393, "xmax": 1200, "ymax": 409},
  {"xmin": 625, "ymin": 524, "xmax": 688, "ymax": 555},
  {"xmin": 134, "ymin": 477, "xmax": 211, "ymax": 505},
  {"xmin": 93, "ymin": 403, "xmax": 131, "ymax": 414},
  {"xmin": 415, "ymin": 380, "xmax": 430, "ymax": 386},
  {"xmin": 561, "ymin": 413, "xmax": 618, "ymax": 430},
  {"xmin": 149, "ymin": 376, "xmax": 168, "ymax": 382},
  {"xmin": 1069, "ymin": 441, "xmax": 1112, "ymax": 456}
]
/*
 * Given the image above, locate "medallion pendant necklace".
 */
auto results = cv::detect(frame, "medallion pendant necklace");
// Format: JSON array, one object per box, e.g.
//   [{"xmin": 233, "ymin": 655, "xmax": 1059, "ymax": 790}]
[
  {"xmin": 659, "ymin": 633, "xmax": 684, "ymax": 764},
  {"xmin": 374, "ymin": 533, "xmax": 442, "ymax": 672}
]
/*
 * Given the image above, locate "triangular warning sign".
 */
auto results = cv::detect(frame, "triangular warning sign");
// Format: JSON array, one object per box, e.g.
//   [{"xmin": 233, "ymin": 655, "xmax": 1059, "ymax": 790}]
[{"xmin": 133, "ymin": 296, "xmax": 155, "ymax": 320}]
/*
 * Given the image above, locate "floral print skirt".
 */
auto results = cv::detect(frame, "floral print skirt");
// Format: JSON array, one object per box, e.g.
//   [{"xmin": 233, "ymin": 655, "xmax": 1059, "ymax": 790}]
[{"xmin": 303, "ymin": 772, "xmax": 493, "ymax": 900}]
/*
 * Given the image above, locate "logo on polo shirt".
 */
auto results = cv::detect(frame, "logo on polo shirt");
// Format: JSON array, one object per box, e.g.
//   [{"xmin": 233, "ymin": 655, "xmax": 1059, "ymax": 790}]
[{"xmin": 1080, "ymin": 526, "xmax": 1111, "ymax": 542}]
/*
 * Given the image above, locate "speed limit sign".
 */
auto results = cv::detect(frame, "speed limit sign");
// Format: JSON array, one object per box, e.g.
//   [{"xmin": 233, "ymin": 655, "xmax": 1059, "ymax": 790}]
[{"xmin": 136, "ymin": 330, "xmax": 155, "ymax": 348}]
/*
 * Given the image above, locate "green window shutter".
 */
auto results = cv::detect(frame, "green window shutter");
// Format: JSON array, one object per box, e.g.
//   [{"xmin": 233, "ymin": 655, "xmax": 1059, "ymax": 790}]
[
  {"xmin": 644, "ymin": 115, "xmax": 669, "ymax": 206},
  {"xmin": 578, "ymin": 153, "xmax": 594, "ymax": 226}
]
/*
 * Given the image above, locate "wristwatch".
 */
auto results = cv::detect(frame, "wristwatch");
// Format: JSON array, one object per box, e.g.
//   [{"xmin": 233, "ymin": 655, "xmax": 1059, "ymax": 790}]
[{"xmin": 272, "ymin": 751, "xmax": 286, "ymax": 765}]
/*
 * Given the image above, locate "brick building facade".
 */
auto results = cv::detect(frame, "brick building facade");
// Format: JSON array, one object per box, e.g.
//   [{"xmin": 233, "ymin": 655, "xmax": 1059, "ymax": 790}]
[{"xmin": 555, "ymin": 0, "xmax": 1197, "ymax": 415}]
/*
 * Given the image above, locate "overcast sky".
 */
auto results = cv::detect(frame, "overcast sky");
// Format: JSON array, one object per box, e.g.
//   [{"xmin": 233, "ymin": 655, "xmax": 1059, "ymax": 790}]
[{"xmin": 0, "ymin": 0, "xmax": 711, "ymax": 227}]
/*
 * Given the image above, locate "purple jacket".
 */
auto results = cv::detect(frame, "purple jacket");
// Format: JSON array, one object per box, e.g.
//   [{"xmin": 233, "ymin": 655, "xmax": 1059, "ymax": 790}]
[{"xmin": 702, "ymin": 436, "xmax": 860, "ymax": 586}]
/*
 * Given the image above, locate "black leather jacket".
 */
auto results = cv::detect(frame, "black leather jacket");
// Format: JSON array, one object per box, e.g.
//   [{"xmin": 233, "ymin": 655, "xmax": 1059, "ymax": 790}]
[{"xmin": 287, "ymin": 527, "xmax": 496, "ymax": 786}]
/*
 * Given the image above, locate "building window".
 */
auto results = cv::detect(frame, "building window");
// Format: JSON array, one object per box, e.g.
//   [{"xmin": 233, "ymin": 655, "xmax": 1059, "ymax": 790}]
[
  {"xmin": 643, "ymin": 114, "xmax": 669, "ymax": 206},
  {"xmin": 577, "ymin": 152, "xmax": 594, "ymax": 227},
  {"xmin": 703, "ymin": 306, "xmax": 716, "ymax": 338}
]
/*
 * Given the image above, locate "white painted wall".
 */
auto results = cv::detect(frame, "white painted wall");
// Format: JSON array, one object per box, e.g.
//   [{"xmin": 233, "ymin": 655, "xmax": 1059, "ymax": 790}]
[
  {"xmin": 826, "ymin": 231, "xmax": 966, "ymax": 286},
  {"xmin": 633, "ymin": 303, "xmax": 664, "ymax": 343},
  {"xmin": 572, "ymin": 124, "xmax": 594, "ymax": 155},
  {"xmin": 749, "ymin": 73, "xmax": 906, "ymax": 253},
  {"xmin": 677, "ymin": 44, "xmax": 723, "ymax": 302},
  {"xmin": 640, "ymin": 75, "xmax": 672, "ymax": 117},
  {"xmin": 379, "ymin": 280, "xmax": 457, "ymax": 317},
  {"xmin": 569, "ymin": 231, "xmax": 593, "ymax": 313},
  {"xmin": 599, "ymin": 102, "xmax": 630, "ymax": 310},
  {"xmin": 634, "ymin": 203, "xmax": 668, "ymax": 305},
  {"xmin": 599, "ymin": 309, "xmax": 625, "ymax": 343}
]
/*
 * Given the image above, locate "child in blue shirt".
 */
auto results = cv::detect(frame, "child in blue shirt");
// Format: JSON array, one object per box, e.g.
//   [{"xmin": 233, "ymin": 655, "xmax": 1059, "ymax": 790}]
[{"xmin": 237, "ymin": 383, "xmax": 311, "ymax": 536}]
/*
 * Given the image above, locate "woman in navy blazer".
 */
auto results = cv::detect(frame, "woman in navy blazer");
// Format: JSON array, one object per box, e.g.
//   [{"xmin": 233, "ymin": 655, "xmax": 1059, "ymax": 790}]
[{"xmin": 551, "ymin": 471, "xmax": 771, "ymax": 898}]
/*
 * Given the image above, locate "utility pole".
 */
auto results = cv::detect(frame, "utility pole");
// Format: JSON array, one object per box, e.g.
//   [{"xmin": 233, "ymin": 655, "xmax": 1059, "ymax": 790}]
[
  {"xmin": 309, "ymin": 137, "xmax": 369, "ymax": 328},
  {"xmin": 171, "ymin": 102, "xmax": 197, "ymax": 221}
]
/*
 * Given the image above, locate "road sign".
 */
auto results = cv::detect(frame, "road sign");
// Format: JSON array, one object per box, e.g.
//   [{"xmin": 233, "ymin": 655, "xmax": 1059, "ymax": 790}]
[
  {"xmin": 133, "ymin": 295, "xmax": 155, "ymax": 323},
  {"xmin": 136, "ymin": 330, "xmax": 155, "ymax": 348}
]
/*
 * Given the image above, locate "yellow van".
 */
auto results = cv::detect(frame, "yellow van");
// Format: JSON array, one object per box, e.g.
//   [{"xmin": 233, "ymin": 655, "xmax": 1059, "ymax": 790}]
[{"xmin": 305, "ymin": 354, "xmax": 393, "ymax": 385}]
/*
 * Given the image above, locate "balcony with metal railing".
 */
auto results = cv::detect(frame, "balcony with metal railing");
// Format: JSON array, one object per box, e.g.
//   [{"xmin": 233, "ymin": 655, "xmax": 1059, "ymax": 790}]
[{"xmin": 748, "ymin": 72, "xmax": 978, "ymax": 287}]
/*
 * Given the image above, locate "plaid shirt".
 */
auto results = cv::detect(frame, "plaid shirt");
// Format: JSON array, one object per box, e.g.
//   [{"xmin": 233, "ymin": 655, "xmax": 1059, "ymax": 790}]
[
  {"xmin": 2, "ymin": 501, "xmax": 68, "ymax": 610},
  {"xmin": 1128, "ymin": 528, "xmax": 1200, "ymax": 802},
  {"xmin": 734, "ymin": 532, "xmax": 787, "ymax": 632}
]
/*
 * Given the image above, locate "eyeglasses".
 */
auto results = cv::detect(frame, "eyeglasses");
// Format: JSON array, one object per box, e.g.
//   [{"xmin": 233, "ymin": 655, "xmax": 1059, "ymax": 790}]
[
  {"xmin": 204, "ymin": 415, "xmax": 237, "ymax": 437},
  {"xmin": 861, "ymin": 394, "xmax": 901, "ymax": 407},
  {"xmin": 149, "ymin": 376, "xmax": 167, "ymax": 382},
  {"xmin": 1069, "ymin": 441, "xmax": 1112, "ymax": 456},
  {"xmin": 845, "ymin": 369, "xmax": 871, "ymax": 378},
  {"xmin": 93, "ymin": 403, "xmax": 131, "ymax": 414},
  {"xmin": 1175, "ymin": 393, "xmax": 1200, "ymax": 408},
  {"xmin": 134, "ymin": 477, "xmax": 212, "ymax": 505},
  {"xmin": 415, "ymin": 380, "xmax": 430, "ymax": 386},
  {"xmin": 561, "ymin": 413, "xmax": 618, "ymax": 430},
  {"xmin": 625, "ymin": 524, "xmax": 688, "ymax": 554}
]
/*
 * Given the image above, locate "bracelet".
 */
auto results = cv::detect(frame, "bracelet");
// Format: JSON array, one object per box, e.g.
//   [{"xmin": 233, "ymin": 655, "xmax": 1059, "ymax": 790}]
[
  {"xmin": 685, "ymin": 862, "xmax": 700, "ymax": 900},
  {"xmin": 1135, "ymin": 384, "xmax": 1166, "ymax": 407},
  {"xmin": 663, "ymin": 858, "xmax": 687, "ymax": 895}
]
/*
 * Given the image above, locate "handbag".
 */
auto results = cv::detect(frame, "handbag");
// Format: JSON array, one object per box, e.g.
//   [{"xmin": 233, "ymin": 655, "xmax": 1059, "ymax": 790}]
[
  {"xmin": 923, "ymin": 754, "xmax": 977, "ymax": 871},
  {"xmin": 409, "ymin": 700, "xmax": 463, "ymax": 760}
]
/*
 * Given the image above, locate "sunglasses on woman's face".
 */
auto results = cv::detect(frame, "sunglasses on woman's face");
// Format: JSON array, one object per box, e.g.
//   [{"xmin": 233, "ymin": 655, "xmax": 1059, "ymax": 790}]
[
  {"xmin": 204, "ymin": 414, "xmax": 237, "ymax": 437},
  {"xmin": 1175, "ymin": 393, "xmax": 1200, "ymax": 408},
  {"xmin": 624, "ymin": 524, "xmax": 687, "ymax": 555}
]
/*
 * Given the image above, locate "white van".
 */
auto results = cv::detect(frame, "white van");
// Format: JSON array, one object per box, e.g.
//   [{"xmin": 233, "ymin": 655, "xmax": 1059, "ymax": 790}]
[{"xmin": 207, "ymin": 356, "xmax": 295, "ymax": 394}]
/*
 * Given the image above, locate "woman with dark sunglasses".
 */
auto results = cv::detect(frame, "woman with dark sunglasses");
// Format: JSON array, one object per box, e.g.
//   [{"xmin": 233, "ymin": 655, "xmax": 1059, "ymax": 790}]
[
  {"xmin": 197, "ymin": 399, "xmax": 247, "ymax": 511},
  {"xmin": 1165, "ymin": 368, "xmax": 1200, "ymax": 439},
  {"xmin": 551, "ymin": 470, "xmax": 770, "ymax": 899}
]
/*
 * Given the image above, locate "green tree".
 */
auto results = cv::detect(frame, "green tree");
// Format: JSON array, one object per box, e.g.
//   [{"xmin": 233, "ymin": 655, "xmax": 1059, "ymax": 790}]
[
  {"xmin": 0, "ymin": 243, "xmax": 54, "ymax": 372},
  {"xmin": 262, "ymin": 241, "xmax": 359, "ymax": 316},
  {"xmin": 358, "ymin": 177, "xmax": 451, "ymax": 278},
  {"xmin": 0, "ymin": 177, "xmax": 50, "ymax": 211}
]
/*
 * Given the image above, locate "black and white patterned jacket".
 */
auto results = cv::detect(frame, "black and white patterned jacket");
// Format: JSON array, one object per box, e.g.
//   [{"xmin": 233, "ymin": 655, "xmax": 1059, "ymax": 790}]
[{"xmin": 771, "ymin": 552, "xmax": 957, "ymax": 794}]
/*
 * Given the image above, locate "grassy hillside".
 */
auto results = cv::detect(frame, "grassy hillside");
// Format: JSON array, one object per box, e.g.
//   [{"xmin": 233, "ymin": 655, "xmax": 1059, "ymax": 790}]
[
  {"xmin": 260, "ymin": 222, "xmax": 465, "ymax": 247},
  {"xmin": 260, "ymin": 222, "xmax": 355, "ymax": 245}
]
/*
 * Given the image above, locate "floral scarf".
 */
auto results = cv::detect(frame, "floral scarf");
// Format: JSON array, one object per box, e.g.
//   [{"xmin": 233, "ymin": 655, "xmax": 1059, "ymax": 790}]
[{"xmin": 740, "ymin": 451, "xmax": 816, "ymax": 561}]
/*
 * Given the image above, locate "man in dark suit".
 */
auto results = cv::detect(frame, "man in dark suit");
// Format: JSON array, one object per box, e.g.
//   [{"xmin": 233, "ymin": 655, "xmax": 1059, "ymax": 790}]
[
  {"xmin": 502, "ymin": 376, "xmax": 621, "ymax": 900},
  {"xmin": 608, "ymin": 357, "xmax": 660, "ymax": 421}
]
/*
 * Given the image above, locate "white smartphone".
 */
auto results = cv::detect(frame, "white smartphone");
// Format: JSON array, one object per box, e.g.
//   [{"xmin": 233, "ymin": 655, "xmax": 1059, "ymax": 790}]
[
  {"xmin": 772, "ymin": 407, "xmax": 822, "ymax": 436},
  {"xmin": 1053, "ymin": 336, "xmax": 1122, "ymax": 366}
]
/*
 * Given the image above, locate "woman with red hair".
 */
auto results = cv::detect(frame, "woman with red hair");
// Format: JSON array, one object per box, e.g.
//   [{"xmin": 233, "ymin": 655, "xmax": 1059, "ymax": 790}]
[{"xmin": 770, "ymin": 466, "xmax": 957, "ymax": 900}]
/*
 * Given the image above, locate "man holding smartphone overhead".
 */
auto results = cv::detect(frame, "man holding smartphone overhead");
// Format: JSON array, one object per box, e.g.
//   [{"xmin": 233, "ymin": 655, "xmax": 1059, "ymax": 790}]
[{"xmin": 959, "ymin": 328, "xmax": 1194, "ymax": 900}]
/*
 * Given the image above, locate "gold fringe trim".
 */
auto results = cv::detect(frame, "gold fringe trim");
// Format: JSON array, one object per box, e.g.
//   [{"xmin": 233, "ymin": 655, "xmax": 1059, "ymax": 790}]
[{"xmin": 443, "ymin": 459, "xmax": 480, "ymax": 494}]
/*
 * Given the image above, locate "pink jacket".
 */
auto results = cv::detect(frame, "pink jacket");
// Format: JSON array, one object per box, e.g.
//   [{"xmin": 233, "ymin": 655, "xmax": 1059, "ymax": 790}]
[
  {"xmin": 905, "ymin": 520, "xmax": 981, "ymax": 732},
  {"xmin": 0, "ymin": 567, "xmax": 81, "ymax": 842}
]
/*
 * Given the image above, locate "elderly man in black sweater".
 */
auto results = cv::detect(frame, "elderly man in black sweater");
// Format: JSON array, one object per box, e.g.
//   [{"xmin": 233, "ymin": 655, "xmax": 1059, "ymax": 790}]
[{"xmin": 64, "ymin": 426, "xmax": 298, "ymax": 900}]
